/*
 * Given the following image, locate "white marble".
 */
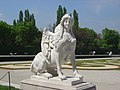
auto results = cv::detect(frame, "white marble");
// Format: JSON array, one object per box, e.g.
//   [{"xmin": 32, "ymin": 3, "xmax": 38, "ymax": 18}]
[
  {"xmin": 21, "ymin": 78, "xmax": 96, "ymax": 90},
  {"xmin": 30, "ymin": 14, "xmax": 83, "ymax": 80},
  {"xmin": 31, "ymin": 75, "xmax": 83, "ymax": 86}
]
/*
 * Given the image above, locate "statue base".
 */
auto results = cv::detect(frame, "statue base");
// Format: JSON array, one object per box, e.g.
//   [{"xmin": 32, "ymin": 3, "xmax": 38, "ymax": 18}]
[{"xmin": 21, "ymin": 75, "xmax": 96, "ymax": 90}]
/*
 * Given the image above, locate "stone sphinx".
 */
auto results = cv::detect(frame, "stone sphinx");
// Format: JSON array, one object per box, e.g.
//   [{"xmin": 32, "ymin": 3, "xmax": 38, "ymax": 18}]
[{"xmin": 30, "ymin": 14, "xmax": 83, "ymax": 80}]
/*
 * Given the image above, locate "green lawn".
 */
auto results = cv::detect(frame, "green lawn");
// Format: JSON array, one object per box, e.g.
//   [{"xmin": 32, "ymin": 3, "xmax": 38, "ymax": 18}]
[
  {"xmin": 0, "ymin": 85, "xmax": 20, "ymax": 90},
  {"xmin": 66, "ymin": 59, "xmax": 120, "ymax": 67}
]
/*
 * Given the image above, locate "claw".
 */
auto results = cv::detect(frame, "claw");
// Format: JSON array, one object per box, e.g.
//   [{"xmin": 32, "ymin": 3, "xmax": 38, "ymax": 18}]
[
  {"xmin": 74, "ymin": 74, "xmax": 83, "ymax": 79},
  {"xmin": 42, "ymin": 73, "xmax": 53, "ymax": 79},
  {"xmin": 58, "ymin": 75, "xmax": 67, "ymax": 80}
]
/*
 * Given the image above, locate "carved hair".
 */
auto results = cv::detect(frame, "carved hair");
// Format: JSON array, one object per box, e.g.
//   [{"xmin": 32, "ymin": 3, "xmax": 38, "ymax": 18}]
[
  {"xmin": 60, "ymin": 14, "xmax": 74, "ymax": 27},
  {"xmin": 55, "ymin": 14, "xmax": 74, "ymax": 43}
]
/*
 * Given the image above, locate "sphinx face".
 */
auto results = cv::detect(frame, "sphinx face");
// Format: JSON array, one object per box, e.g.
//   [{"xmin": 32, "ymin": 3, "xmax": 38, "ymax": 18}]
[{"xmin": 63, "ymin": 18, "xmax": 71, "ymax": 30}]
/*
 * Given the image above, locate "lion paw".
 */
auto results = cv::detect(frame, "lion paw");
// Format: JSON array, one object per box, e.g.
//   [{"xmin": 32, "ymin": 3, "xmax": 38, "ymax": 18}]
[
  {"xmin": 74, "ymin": 73, "xmax": 83, "ymax": 79},
  {"xmin": 42, "ymin": 73, "xmax": 53, "ymax": 79},
  {"xmin": 58, "ymin": 75, "xmax": 67, "ymax": 80}
]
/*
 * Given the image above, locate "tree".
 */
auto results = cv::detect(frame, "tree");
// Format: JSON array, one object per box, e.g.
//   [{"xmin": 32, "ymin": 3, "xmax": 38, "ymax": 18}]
[
  {"xmin": 73, "ymin": 10, "xmax": 79, "ymax": 30},
  {"xmin": 14, "ymin": 21, "xmax": 41, "ymax": 46},
  {"xmin": 70, "ymin": 13, "xmax": 72, "ymax": 17},
  {"xmin": 74, "ymin": 27, "xmax": 97, "ymax": 54},
  {"xmin": 63, "ymin": 7, "xmax": 67, "ymax": 15},
  {"xmin": 30, "ymin": 14, "xmax": 36, "ymax": 27},
  {"xmin": 79, "ymin": 28, "xmax": 96, "ymax": 47},
  {"xmin": 13, "ymin": 19, "xmax": 16, "ymax": 26},
  {"xmin": 0, "ymin": 21, "xmax": 16, "ymax": 46},
  {"xmin": 56, "ymin": 5, "xmax": 63, "ymax": 26},
  {"xmin": 93, "ymin": 33, "xmax": 102, "ymax": 48},
  {"xmin": 0, "ymin": 9, "xmax": 42, "ymax": 54},
  {"xmin": 10, "ymin": 9, "xmax": 39, "ymax": 46},
  {"xmin": 24, "ymin": 9, "xmax": 30, "ymax": 22},
  {"xmin": 102, "ymin": 28, "xmax": 120, "ymax": 49},
  {"xmin": 75, "ymin": 28, "xmax": 95, "ymax": 47},
  {"xmin": 19, "ymin": 10, "xmax": 23, "ymax": 22},
  {"xmin": 56, "ymin": 5, "xmax": 67, "ymax": 26}
]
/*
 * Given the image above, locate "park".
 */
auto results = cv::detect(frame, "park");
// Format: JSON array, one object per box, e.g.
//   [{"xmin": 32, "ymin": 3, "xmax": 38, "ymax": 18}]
[{"xmin": 0, "ymin": 0, "xmax": 120, "ymax": 90}]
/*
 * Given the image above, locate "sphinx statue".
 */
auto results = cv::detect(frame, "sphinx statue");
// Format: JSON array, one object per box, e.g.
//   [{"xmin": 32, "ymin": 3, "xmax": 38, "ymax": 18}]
[{"xmin": 30, "ymin": 14, "xmax": 83, "ymax": 80}]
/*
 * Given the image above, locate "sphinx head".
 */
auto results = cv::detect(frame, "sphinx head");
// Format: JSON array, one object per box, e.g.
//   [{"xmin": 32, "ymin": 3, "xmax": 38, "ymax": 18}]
[{"xmin": 60, "ymin": 14, "xmax": 74, "ymax": 30}]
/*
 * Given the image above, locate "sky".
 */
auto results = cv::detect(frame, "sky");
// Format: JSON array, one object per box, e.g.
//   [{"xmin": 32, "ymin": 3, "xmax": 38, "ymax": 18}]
[{"xmin": 0, "ymin": 0, "xmax": 120, "ymax": 33}]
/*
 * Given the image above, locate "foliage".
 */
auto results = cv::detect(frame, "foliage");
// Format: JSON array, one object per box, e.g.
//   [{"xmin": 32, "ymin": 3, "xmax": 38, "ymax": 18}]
[
  {"xmin": 0, "ymin": 6, "xmax": 120, "ymax": 55},
  {"xmin": 74, "ymin": 27, "xmax": 97, "ymax": 54},
  {"xmin": 0, "ymin": 21, "xmax": 16, "ymax": 46},
  {"xmin": 13, "ymin": 22, "xmax": 40, "ymax": 46},
  {"xmin": 55, "ymin": 5, "xmax": 120, "ymax": 54},
  {"xmin": 13, "ymin": 9, "xmax": 41, "ymax": 46},
  {"xmin": 102, "ymin": 28, "xmax": 120, "ymax": 49},
  {"xmin": 73, "ymin": 9, "xmax": 79, "ymax": 30},
  {"xmin": 13, "ymin": 19, "xmax": 17, "ymax": 26},
  {"xmin": 56, "ymin": 5, "xmax": 67, "ymax": 26},
  {"xmin": 19, "ymin": 10, "xmax": 23, "ymax": 23},
  {"xmin": 24, "ymin": 9, "xmax": 30, "ymax": 22},
  {"xmin": 0, "ymin": 9, "xmax": 42, "ymax": 54},
  {"xmin": 63, "ymin": 7, "xmax": 67, "ymax": 15},
  {"xmin": 79, "ymin": 28, "xmax": 97, "ymax": 47}
]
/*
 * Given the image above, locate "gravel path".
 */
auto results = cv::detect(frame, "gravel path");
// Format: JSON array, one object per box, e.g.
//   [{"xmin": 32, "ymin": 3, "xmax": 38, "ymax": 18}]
[{"xmin": 0, "ymin": 69, "xmax": 120, "ymax": 90}]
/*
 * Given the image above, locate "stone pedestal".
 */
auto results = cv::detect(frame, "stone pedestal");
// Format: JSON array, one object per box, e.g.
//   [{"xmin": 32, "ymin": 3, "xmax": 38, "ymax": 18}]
[{"xmin": 21, "ymin": 75, "xmax": 96, "ymax": 90}]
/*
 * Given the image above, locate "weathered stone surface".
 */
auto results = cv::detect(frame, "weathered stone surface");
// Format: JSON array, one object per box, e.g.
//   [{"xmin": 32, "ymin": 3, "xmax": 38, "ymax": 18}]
[
  {"xmin": 31, "ymin": 75, "xmax": 83, "ymax": 86},
  {"xmin": 30, "ymin": 14, "xmax": 83, "ymax": 80},
  {"xmin": 21, "ymin": 76, "xmax": 96, "ymax": 90},
  {"xmin": 21, "ymin": 14, "xmax": 96, "ymax": 90}
]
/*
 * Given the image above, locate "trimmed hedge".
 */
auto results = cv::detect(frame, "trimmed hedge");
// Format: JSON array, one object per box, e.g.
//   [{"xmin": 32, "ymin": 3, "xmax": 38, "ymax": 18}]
[{"xmin": 0, "ymin": 45, "xmax": 40, "ymax": 55}]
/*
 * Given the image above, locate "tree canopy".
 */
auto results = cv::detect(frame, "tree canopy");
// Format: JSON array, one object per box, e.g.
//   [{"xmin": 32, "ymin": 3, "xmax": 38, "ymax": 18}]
[
  {"xmin": 55, "ymin": 5, "xmax": 120, "ymax": 54},
  {"xmin": 73, "ymin": 10, "xmax": 79, "ymax": 30},
  {"xmin": 56, "ymin": 5, "xmax": 67, "ymax": 26},
  {"xmin": 0, "ymin": 7, "xmax": 120, "ymax": 55},
  {"xmin": 0, "ymin": 9, "xmax": 42, "ymax": 54},
  {"xmin": 102, "ymin": 28, "xmax": 120, "ymax": 49}
]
